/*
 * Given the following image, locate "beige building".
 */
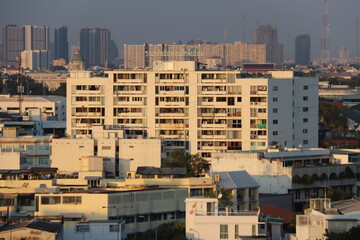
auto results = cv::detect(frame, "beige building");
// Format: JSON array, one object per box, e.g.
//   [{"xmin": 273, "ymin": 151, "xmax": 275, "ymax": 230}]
[
  {"xmin": 67, "ymin": 61, "xmax": 318, "ymax": 161},
  {"xmin": 124, "ymin": 42, "xmax": 267, "ymax": 69},
  {"xmin": 51, "ymin": 125, "xmax": 161, "ymax": 177},
  {"xmin": 35, "ymin": 188, "xmax": 187, "ymax": 236},
  {"xmin": 26, "ymin": 72, "xmax": 67, "ymax": 91},
  {"xmin": 0, "ymin": 127, "xmax": 51, "ymax": 169}
]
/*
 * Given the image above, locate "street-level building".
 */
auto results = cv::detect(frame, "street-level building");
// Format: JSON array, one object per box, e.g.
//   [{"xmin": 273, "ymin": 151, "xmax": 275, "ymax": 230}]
[{"xmin": 66, "ymin": 61, "xmax": 318, "ymax": 161}]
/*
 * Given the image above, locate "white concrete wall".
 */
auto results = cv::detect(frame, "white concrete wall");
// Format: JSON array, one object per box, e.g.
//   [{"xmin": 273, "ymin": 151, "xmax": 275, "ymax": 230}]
[{"xmin": 51, "ymin": 138, "xmax": 95, "ymax": 174}]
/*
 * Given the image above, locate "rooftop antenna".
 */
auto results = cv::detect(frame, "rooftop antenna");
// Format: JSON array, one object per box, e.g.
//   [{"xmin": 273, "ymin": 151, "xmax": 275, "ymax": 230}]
[
  {"xmin": 243, "ymin": 15, "xmax": 246, "ymax": 43},
  {"xmin": 17, "ymin": 55, "xmax": 24, "ymax": 116},
  {"xmin": 224, "ymin": 17, "xmax": 228, "ymax": 44},
  {"xmin": 357, "ymin": 17, "xmax": 359, "ymax": 65}
]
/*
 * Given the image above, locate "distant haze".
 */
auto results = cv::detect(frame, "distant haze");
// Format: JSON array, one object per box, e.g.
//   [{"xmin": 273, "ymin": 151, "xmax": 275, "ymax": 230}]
[{"xmin": 1, "ymin": 0, "xmax": 359, "ymax": 61}]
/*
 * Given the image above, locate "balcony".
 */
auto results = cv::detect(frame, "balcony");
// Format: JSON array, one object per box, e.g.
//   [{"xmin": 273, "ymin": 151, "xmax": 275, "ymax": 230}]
[{"xmin": 201, "ymin": 123, "xmax": 227, "ymax": 128}]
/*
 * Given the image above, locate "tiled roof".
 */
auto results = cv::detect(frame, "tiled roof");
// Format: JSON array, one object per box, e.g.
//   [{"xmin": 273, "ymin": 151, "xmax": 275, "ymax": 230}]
[{"xmin": 259, "ymin": 205, "xmax": 295, "ymax": 224}]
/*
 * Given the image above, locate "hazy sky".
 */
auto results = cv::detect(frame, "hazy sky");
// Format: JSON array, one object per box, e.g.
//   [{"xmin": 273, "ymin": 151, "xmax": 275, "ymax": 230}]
[{"xmin": 1, "ymin": 0, "xmax": 359, "ymax": 60}]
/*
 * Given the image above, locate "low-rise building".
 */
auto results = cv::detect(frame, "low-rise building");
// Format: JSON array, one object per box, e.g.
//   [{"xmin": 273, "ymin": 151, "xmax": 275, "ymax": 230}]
[
  {"xmin": 35, "ymin": 188, "xmax": 187, "ymax": 237},
  {"xmin": 0, "ymin": 95, "xmax": 66, "ymax": 121},
  {"xmin": 295, "ymin": 198, "xmax": 360, "ymax": 240},
  {"xmin": 0, "ymin": 220, "xmax": 63, "ymax": 240},
  {"xmin": 185, "ymin": 197, "xmax": 283, "ymax": 240},
  {"xmin": 211, "ymin": 148, "xmax": 357, "ymax": 211},
  {"xmin": 211, "ymin": 171, "xmax": 260, "ymax": 211}
]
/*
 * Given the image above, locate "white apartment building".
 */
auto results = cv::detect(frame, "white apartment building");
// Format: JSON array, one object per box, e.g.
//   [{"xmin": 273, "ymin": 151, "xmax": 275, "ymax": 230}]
[
  {"xmin": 185, "ymin": 198, "xmax": 283, "ymax": 240},
  {"xmin": 67, "ymin": 61, "xmax": 318, "ymax": 160},
  {"xmin": 0, "ymin": 95, "xmax": 66, "ymax": 121}
]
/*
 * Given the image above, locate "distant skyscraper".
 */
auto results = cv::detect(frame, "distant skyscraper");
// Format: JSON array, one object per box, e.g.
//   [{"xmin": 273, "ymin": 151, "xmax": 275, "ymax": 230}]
[
  {"xmin": 338, "ymin": 46, "xmax": 348, "ymax": 64},
  {"xmin": 54, "ymin": 26, "xmax": 68, "ymax": 62},
  {"xmin": 79, "ymin": 28, "xmax": 110, "ymax": 67},
  {"xmin": 3, "ymin": 25, "xmax": 49, "ymax": 66},
  {"xmin": 295, "ymin": 34, "xmax": 311, "ymax": 66},
  {"xmin": 253, "ymin": 25, "xmax": 283, "ymax": 64},
  {"xmin": 24, "ymin": 25, "xmax": 49, "ymax": 51},
  {"xmin": 3, "ymin": 25, "xmax": 25, "ymax": 66},
  {"xmin": 320, "ymin": 0, "xmax": 330, "ymax": 64}
]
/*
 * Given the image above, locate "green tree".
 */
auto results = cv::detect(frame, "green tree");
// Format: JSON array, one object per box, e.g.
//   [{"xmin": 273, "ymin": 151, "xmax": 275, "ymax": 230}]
[
  {"xmin": 163, "ymin": 149, "xmax": 190, "ymax": 168},
  {"xmin": 327, "ymin": 188, "xmax": 353, "ymax": 202},
  {"xmin": 49, "ymin": 82, "xmax": 66, "ymax": 97},
  {"xmin": 189, "ymin": 154, "xmax": 210, "ymax": 177},
  {"xmin": 327, "ymin": 225, "xmax": 360, "ymax": 240},
  {"xmin": 319, "ymin": 102, "xmax": 347, "ymax": 130},
  {"xmin": 163, "ymin": 149, "xmax": 210, "ymax": 177},
  {"xmin": 206, "ymin": 187, "xmax": 233, "ymax": 210},
  {"xmin": 130, "ymin": 222, "xmax": 188, "ymax": 240}
]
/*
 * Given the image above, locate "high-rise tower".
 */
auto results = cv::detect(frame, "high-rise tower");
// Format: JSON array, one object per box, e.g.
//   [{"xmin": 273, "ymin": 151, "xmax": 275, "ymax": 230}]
[
  {"xmin": 320, "ymin": 0, "xmax": 330, "ymax": 64},
  {"xmin": 3, "ymin": 25, "xmax": 49, "ymax": 66},
  {"xmin": 253, "ymin": 25, "xmax": 283, "ymax": 65},
  {"xmin": 79, "ymin": 28, "xmax": 110, "ymax": 67},
  {"xmin": 54, "ymin": 26, "xmax": 69, "ymax": 62},
  {"xmin": 295, "ymin": 34, "xmax": 311, "ymax": 66}
]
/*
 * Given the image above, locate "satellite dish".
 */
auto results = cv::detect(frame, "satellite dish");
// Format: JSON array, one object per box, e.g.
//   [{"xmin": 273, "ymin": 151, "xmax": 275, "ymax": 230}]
[{"xmin": 218, "ymin": 193, "xmax": 222, "ymax": 199}]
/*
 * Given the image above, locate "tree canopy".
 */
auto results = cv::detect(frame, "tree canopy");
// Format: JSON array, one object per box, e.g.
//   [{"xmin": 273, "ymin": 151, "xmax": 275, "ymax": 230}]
[{"xmin": 162, "ymin": 149, "xmax": 210, "ymax": 177}]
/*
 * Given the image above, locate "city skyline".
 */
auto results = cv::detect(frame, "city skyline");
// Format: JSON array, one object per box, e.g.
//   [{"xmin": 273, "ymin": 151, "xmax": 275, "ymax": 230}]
[{"xmin": 1, "ymin": 0, "xmax": 359, "ymax": 61}]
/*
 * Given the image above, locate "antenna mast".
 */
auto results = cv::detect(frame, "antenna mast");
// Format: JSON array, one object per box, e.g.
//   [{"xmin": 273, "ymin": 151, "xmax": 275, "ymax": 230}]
[
  {"xmin": 243, "ymin": 15, "xmax": 246, "ymax": 42},
  {"xmin": 320, "ymin": 0, "xmax": 330, "ymax": 64},
  {"xmin": 17, "ymin": 55, "xmax": 24, "ymax": 116},
  {"xmin": 224, "ymin": 17, "xmax": 228, "ymax": 43},
  {"xmin": 357, "ymin": 17, "xmax": 359, "ymax": 65}
]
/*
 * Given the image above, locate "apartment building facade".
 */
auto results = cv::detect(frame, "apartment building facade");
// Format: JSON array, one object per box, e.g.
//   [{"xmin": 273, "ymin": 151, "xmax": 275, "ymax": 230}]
[{"xmin": 66, "ymin": 61, "xmax": 318, "ymax": 160}]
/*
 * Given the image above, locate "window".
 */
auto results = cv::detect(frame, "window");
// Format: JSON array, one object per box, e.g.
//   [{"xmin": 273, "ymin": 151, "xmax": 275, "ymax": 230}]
[
  {"xmin": 26, "ymin": 157, "xmax": 33, "ymax": 165},
  {"xmin": 303, "ymin": 107, "xmax": 308, "ymax": 112},
  {"xmin": 252, "ymin": 225, "xmax": 256, "ymax": 236},
  {"xmin": 273, "ymin": 120, "xmax": 278, "ymax": 124},
  {"xmin": 26, "ymin": 145, "xmax": 34, "ymax": 150},
  {"xmin": 273, "ymin": 131, "xmax": 278, "ymax": 136},
  {"xmin": 38, "ymin": 157, "xmax": 49, "ymax": 165},
  {"xmin": 303, "ymin": 140, "xmax": 308, "ymax": 145},
  {"xmin": 0, "ymin": 198, "xmax": 15, "ymax": 206},
  {"xmin": 63, "ymin": 196, "xmax": 82, "ymax": 204},
  {"xmin": 137, "ymin": 215, "xmax": 148, "ymax": 222},
  {"xmin": 39, "ymin": 145, "xmax": 50, "ymax": 151},
  {"xmin": 303, "ymin": 96, "xmax": 308, "ymax": 101},
  {"xmin": 235, "ymin": 225, "xmax": 239, "ymax": 239},
  {"xmin": 303, "ymin": 129, "xmax": 308, "ymax": 134},
  {"xmin": 303, "ymin": 85, "xmax": 308, "ymax": 90},
  {"xmin": 273, "ymin": 86, "xmax": 278, "ymax": 91},
  {"xmin": 273, "ymin": 108, "xmax": 278, "ymax": 113},
  {"xmin": 220, "ymin": 224, "xmax": 228, "ymax": 239},
  {"xmin": 75, "ymin": 224, "xmax": 90, "ymax": 232},
  {"xmin": 109, "ymin": 225, "xmax": 120, "ymax": 232},
  {"xmin": 303, "ymin": 118, "xmax": 308, "ymax": 123},
  {"xmin": 41, "ymin": 196, "xmax": 61, "ymax": 205},
  {"xmin": 273, "ymin": 97, "xmax": 278, "ymax": 102}
]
